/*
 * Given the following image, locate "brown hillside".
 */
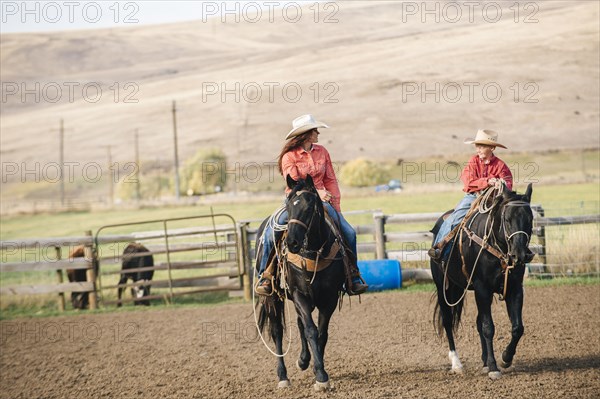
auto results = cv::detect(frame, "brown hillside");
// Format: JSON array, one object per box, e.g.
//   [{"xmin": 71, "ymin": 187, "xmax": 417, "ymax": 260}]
[{"xmin": 1, "ymin": 0, "xmax": 598, "ymax": 172}]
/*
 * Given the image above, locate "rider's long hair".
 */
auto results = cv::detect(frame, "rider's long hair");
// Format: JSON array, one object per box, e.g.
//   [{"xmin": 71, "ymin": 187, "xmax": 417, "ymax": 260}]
[{"xmin": 277, "ymin": 130, "xmax": 314, "ymax": 175}]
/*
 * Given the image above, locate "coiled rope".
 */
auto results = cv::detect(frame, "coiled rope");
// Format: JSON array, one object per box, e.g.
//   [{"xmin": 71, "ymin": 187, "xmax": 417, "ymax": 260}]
[{"xmin": 252, "ymin": 205, "xmax": 293, "ymax": 358}]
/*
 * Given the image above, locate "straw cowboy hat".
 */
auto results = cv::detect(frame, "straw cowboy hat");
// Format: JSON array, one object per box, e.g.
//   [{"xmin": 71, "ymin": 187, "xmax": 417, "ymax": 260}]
[
  {"xmin": 464, "ymin": 129, "xmax": 507, "ymax": 149},
  {"xmin": 285, "ymin": 114, "xmax": 329, "ymax": 140}
]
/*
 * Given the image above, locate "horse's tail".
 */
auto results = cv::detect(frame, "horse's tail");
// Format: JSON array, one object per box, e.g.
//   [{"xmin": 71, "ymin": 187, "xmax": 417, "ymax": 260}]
[
  {"xmin": 432, "ymin": 281, "xmax": 465, "ymax": 336},
  {"xmin": 257, "ymin": 296, "xmax": 285, "ymax": 341}
]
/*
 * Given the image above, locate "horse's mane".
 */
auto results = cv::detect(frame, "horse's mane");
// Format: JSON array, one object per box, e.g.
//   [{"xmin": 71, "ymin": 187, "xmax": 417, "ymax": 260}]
[
  {"xmin": 287, "ymin": 178, "xmax": 317, "ymax": 197},
  {"xmin": 497, "ymin": 188, "xmax": 532, "ymax": 210}
]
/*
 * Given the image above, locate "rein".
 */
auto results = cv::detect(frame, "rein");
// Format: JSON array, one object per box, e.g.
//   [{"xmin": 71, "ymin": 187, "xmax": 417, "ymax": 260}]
[
  {"xmin": 443, "ymin": 185, "xmax": 531, "ymax": 306},
  {"xmin": 459, "ymin": 197, "xmax": 531, "ymax": 301}
]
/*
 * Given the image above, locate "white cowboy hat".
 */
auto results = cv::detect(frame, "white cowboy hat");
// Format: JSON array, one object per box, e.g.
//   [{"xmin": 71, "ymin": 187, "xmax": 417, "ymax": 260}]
[
  {"xmin": 285, "ymin": 114, "xmax": 329, "ymax": 140},
  {"xmin": 464, "ymin": 129, "xmax": 507, "ymax": 149}
]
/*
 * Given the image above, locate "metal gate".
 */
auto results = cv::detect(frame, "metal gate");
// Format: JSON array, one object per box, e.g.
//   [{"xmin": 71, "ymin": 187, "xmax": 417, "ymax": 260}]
[{"xmin": 94, "ymin": 213, "xmax": 243, "ymax": 307}]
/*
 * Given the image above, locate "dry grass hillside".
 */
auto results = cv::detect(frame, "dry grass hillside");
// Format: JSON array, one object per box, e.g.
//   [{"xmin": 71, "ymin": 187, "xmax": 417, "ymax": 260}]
[{"xmin": 1, "ymin": 0, "xmax": 598, "ymax": 177}]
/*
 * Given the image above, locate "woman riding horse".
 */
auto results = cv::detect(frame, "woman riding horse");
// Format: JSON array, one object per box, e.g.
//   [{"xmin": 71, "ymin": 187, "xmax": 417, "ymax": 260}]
[
  {"xmin": 255, "ymin": 114, "xmax": 368, "ymax": 296},
  {"xmin": 256, "ymin": 174, "xmax": 349, "ymax": 389}
]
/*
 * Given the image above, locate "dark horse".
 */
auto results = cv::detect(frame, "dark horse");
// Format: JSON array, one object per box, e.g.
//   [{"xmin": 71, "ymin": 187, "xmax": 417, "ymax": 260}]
[
  {"xmin": 67, "ymin": 245, "xmax": 99, "ymax": 310},
  {"xmin": 117, "ymin": 242, "xmax": 155, "ymax": 306},
  {"xmin": 256, "ymin": 175, "xmax": 346, "ymax": 390},
  {"xmin": 431, "ymin": 183, "xmax": 535, "ymax": 379}
]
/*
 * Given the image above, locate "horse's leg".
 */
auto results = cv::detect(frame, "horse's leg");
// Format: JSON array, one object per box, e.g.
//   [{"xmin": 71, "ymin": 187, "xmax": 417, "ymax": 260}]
[
  {"xmin": 476, "ymin": 313, "xmax": 489, "ymax": 373},
  {"xmin": 296, "ymin": 317, "xmax": 311, "ymax": 371},
  {"xmin": 271, "ymin": 301, "xmax": 289, "ymax": 388},
  {"xmin": 501, "ymin": 285, "xmax": 524, "ymax": 369},
  {"xmin": 316, "ymin": 295, "xmax": 338, "ymax": 360},
  {"xmin": 440, "ymin": 295, "xmax": 463, "ymax": 374},
  {"xmin": 292, "ymin": 292, "xmax": 329, "ymax": 388},
  {"xmin": 474, "ymin": 285, "xmax": 501, "ymax": 379},
  {"xmin": 431, "ymin": 263, "xmax": 463, "ymax": 373}
]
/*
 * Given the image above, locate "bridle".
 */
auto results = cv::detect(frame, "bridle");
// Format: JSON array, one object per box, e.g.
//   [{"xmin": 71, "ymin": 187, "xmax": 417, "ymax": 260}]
[
  {"xmin": 287, "ymin": 189, "xmax": 323, "ymax": 255},
  {"xmin": 500, "ymin": 201, "xmax": 532, "ymax": 264}
]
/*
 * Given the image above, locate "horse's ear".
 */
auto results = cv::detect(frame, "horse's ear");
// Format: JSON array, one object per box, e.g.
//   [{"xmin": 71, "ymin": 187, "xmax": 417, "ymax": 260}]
[
  {"xmin": 305, "ymin": 174, "xmax": 315, "ymax": 189},
  {"xmin": 286, "ymin": 174, "xmax": 297, "ymax": 190},
  {"xmin": 501, "ymin": 183, "xmax": 511, "ymax": 199},
  {"xmin": 523, "ymin": 183, "xmax": 533, "ymax": 203}
]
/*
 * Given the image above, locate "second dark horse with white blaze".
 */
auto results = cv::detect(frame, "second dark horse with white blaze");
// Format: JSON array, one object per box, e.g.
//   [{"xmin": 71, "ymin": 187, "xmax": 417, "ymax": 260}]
[
  {"xmin": 431, "ymin": 183, "xmax": 535, "ymax": 379},
  {"xmin": 256, "ymin": 175, "xmax": 346, "ymax": 391}
]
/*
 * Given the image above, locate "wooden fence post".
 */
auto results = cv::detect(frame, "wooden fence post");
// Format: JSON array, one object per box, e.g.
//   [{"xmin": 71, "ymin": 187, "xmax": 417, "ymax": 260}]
[
  {"xmin": 374, "ymin": 212, "xmax": 387, "ymax": 259},
  {"xmin": 237, "ymin": 223, "xmax": 252, "ymax": 302},
  {"xmin": 55, "ymin": 246, "xmax": 65, "ymax": 312},
  {"xmin": 84, "ymin": 230, "xmax": 97, "ymax": 310},
  {"xmin": 535, "ymin": 205, "xmax": 547, "ymax": 273}
]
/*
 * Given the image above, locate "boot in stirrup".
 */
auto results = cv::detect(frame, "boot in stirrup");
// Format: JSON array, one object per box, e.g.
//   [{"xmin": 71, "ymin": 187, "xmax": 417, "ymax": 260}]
[
  {"xmin": 255, "ymin": 276, "xmax": 273, "ymax": 296},
  {"xmin": 348, "ymin": 275, "xmax": 368, "ymax": 295}
]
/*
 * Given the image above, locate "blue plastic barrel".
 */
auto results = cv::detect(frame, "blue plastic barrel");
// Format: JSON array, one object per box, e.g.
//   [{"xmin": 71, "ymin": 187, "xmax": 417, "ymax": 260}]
[{"xmin": 357, "ymin": 259, "xmax": 402, "ymax": 291}]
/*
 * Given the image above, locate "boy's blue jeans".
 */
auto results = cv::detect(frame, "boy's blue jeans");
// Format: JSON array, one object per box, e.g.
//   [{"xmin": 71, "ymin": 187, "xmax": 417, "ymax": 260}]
[{"xmin": 433, "ymin": 193, "xmax": 477, "ymax": 250}]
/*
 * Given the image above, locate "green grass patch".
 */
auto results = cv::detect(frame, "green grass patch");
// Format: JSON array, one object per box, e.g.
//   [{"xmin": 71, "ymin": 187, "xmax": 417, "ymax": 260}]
[
  {"xmin": 524, "ymin": 276, "xmax": 600, "ymax": 287},
  {"xmin": 1, "ymin": 180, "xmax": 598, "ymax": 318}
]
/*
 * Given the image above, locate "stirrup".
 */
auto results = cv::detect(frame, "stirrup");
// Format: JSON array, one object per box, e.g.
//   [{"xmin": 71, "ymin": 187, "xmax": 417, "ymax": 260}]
[
  {"xmin": 428, "ymin": 247, "xmax": 442, "ymax": 261},
  {"xmin": 255, "ymin": 277, "xmax": 273, "ymax": 296},
  {"xmin": 347, "ymin": 275, "xmax": 368, "ymax": 296}
]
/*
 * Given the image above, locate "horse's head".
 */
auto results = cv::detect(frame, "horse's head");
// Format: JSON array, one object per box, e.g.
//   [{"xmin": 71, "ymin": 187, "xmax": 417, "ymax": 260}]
[
  {"xmin": 497, "ymin": 183, "xmax": 535, "ymax": 265},
  {"xmin": 285, "ymin": 174, "xmax": 324, "ymax": 254}
]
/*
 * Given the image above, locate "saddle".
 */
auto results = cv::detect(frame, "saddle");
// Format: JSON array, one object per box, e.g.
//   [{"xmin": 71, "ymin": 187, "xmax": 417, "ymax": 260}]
[{"xmin": 261, "ymin": 211, "xmax": 354, "ymax": 297}]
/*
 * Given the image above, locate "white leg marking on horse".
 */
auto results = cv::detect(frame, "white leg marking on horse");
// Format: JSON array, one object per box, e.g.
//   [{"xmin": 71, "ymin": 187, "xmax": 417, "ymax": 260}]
[
  {"xmin": 488, "ymin": 371, "xmax": 502, "ymax": 380},
  {"xmin": 314, "ymin": 380, "xmax": 331, "ymax": 391},
  {"xmin": 448, "ymin": 351, "xmax": 463, "ymax": 373},
  {"xmin": 277, "ymin": 380, "xmax": 290, "ymax": 389}
]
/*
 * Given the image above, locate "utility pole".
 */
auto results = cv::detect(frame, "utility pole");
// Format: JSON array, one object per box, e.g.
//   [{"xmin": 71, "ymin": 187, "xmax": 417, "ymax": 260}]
[
  {"xmin": 59, "ymin": 119, "xmax": 65, "ymax": 206},
  {"xmin": 134, "ymin": 129, "xmax": 141, "ymax": 201},
  {"xmin": 106, "ymin": 145, "xmax": 114, "ymax": 206},
  {"xmin": 172, "ymin": 100, "xmax": 181, "ymax": 200}
]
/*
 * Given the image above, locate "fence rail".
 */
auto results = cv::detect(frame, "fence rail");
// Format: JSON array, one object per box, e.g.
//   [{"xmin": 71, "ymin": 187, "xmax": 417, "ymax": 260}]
[{"xmin": 1, "ymin": 206, "xmax": 598, "ymax": 312}]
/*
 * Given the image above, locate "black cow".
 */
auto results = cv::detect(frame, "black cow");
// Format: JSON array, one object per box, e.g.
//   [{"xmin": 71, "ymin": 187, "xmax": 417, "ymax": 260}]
[{"xmin": 117, "ymin": 243, "xmax": 154, "ymax": 306}]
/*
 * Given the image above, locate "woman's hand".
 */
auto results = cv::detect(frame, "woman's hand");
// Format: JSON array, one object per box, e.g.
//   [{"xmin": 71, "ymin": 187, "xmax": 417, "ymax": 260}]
[
  {"xmin": 488, "ymin": 178, "xmax": 497, "ymax": 187},
  {"xmin": 317, "ymin": 189, "xmax": 333, "ymax": 203}
]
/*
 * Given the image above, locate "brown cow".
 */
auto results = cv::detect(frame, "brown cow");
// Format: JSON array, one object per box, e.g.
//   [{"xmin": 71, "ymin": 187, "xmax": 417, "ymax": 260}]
[{"xmin": 67, "ymin": 245, "xmax": 98, "ymax": 310}]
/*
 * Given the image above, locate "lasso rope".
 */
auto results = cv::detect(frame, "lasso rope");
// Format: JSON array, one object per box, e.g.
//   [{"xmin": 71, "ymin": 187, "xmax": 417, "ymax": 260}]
[
  {"xmin": 252, "ymin": 205, "xmax": 293, "ymax": 358},
  {"xmin": 442, "ymin": 182, "xmax": 533, "ymax": 306},
  {"xmin": 442, "ymin": 184, "xmax": 503, "ymax": 307}
]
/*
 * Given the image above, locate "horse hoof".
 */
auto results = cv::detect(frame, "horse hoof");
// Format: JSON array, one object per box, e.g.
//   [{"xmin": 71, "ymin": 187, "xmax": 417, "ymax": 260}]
[
  {"xmin": 481, "ymin": 366, "xmax": 489, "ymax": 375},
  {"xmin": 488, "ymin": 371, "xmax": 502, "ymax": 380},
  {"xmin": 500, "ymin": 364, "xmax": 515, "ymax": 373},
  {"xmin": 450, "ymin": 367, "xmax": 463, "ymax": 375},
  {"xmin": 277, "ymin": 380, "xmax": 290, "ymax": 389},
  {"xmin": 500, "ymin": 359, "xmax": 512, "ymax": 369},
  {"xmin": 296, "ymin": 359, "xmax": 308, "ymax": 371},
  {"xmin": 314, "ymin": 380, "xmax": 331, "ymax": 391}
]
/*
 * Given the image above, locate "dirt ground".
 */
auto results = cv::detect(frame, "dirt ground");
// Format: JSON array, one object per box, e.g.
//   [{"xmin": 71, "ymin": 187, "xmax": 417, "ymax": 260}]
[{"xmin": 1, "ymin": 284, "xmax": 599, "ymax": 399}]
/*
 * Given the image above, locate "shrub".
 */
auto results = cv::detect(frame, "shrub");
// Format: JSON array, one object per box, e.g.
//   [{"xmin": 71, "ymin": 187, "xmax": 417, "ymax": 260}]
[
  {"xmin": 117, "ymin": 173, "xmax": 171, "ymax": 200},
  {"xmin": 181, "ymin": 148, "xmax": 227, "ymax": 195},
  {"xmin": 339, "ymin": 158, "xmax": 390, "ymax": 187}
]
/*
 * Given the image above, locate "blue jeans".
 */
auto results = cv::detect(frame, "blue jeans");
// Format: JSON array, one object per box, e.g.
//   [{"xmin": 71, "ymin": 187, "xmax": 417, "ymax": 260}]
[
  {"xmin": 433, "ymin": 193, "xmax": 477, "ymax": 246},
  {"xmin": 258, "ymin": 202, "xmax": 357, "ymax": 275}
]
